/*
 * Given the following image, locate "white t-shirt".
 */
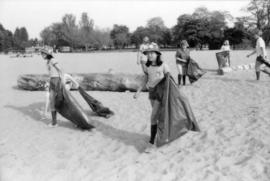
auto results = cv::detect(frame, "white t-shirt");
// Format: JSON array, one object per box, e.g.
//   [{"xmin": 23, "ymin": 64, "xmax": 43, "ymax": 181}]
[
  {"xmin": 139, "ymin": 43, "xmax": 150, "ymax": 63},
  {"xmin": 221, "ymin": 45, "xmax": 230, "ymax": 51},
  {"xmin": 47, "ymin": 58, "xmax": 60, "ymax": 78},
  {"xmin": 256, "ymin": 37, "xmax": 266, "ymax": 57},
  {"xmin": 145, "ymin": 63, "xmax": 170, "ymax": 88}
]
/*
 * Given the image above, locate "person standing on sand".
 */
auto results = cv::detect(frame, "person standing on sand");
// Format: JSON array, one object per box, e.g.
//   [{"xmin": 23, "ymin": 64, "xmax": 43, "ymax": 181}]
[
  {"xmin": 134, "ymin": 42, "xmax": 170, "ymax": 145},
  {"xmin": 137, "ymin": 36, "xmax": 151, "ymax": 72},
  {"xmin": 220, "ymin": 40, "xmax": 231, "ymax": 67},
  {"xmin": 246, "ymin": 30, "xmax": 267, "ymax": 80},
  {"xmin": 40, "ymin": 48, "xmax": 63, "ymax": 127},
  {"xmin": 175, "ymin": 40, "xmax": 190, "ymax": 86}
]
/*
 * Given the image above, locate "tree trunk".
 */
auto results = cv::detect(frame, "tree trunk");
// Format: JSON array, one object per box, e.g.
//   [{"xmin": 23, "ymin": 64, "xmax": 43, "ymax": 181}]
[{"xmin": 17, "ymin": 73, "xmax": 146, "ymax": 92}]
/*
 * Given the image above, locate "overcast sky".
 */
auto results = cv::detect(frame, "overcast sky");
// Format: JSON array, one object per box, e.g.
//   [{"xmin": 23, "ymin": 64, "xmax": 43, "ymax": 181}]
[{"xmin": 0, "ymin": 0, "xmax": 250, "ymax": 39}]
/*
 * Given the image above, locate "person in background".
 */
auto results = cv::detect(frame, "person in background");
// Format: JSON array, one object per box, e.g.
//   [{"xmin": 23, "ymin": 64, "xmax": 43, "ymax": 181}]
[
  {"xmin": 175, "ymin": 40, "xmax": 190, "ymax": 86},
  {"xmin": 246, "ymin": 30, "xmax": 267, "ymax": 80},
  {"xmin": 220, "ymin": 40, "xmax": 231, "ymax": 67},
  {"xmin": 137, "ymin": 36, "xmax": 151, "ymax": 72},
  {"xmin": 40, "ymin": 48, "xmax": 63, "ymax": 127},
  {"xmin": 134, "ymin": 42, "xmax": 170, "ymax": 145}
]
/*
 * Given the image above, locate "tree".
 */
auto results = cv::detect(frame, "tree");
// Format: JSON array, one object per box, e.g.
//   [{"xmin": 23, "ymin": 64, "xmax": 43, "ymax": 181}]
[
  {"xmin": 13, "ymin": 27, "xmax": 29, "ymax": 50},
  {"xmin": 0, "ymin": 24, "xmax": 14, "ymax": 52},
  {"xmin": 79, "ymin": 12, "xmax": 95, "ymax": 51},
  {"xmin": 172, "ymin": 7, "xmax": 231, "ymax": 49},
  {"xmin": 92, "ymin": 28, "xmax": 113, "ymax": 50},
  {"xmin": 147, "ymin": 17, "xmax": 166, "ymax": 29},
  {"xmin": 244, "ymin": 0, "xmax": 269, "ymax": 30},
  {"xmin": 172, "ymin": 14, "xmax": 193, "ymax": 45},
  {"xmin": 241, "ymin": 0, "xmax": 270, "ymax": 45},
  {"xmin": 130, "ymin": 26, "xmax": 149, "ymax": 48},
  {"xmin": 61, "ymin": 14, "xmax": 80, "ymax": 48},
  {"xmin": 110, "ymin": 24, "xmax": 130, "ymax": 49}
]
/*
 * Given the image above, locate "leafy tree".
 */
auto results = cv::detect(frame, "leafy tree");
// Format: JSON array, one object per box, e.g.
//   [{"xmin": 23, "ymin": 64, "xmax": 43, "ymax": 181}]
[
  {"xmin": 92, "ymin": 28, "xmax": 113, "ymax": 49},
  {"xmin": 244, "ymin": 0, "xmax": 269, "ymax": 30},
  {"xmin": 241, "ymin": 0, "xmax": 270, "ymax": 45},
  {"xmin": 0, "ymin": 24, "xmax": 14, "ymax": 52},
  {"xmin": 130, "ymin": 26, "xmax": 149, "ymax": 48},
  {"xmin": 79, "ymin": 12, "xmax": 95, "ymax": 50},
  {"xmin": 172, "ymin": 7, "xmax": 231, "ymax": 49},
  {"xmin": 13, "ymin": 27, "xmax": 29, "ymax": 50},
  {"xmin": 110, "ymin": 24, "xmax": 130, "ymax": 49},
  {"xmin": 146, "ymin": 17, "xmax": 170, "ymax": 47}
]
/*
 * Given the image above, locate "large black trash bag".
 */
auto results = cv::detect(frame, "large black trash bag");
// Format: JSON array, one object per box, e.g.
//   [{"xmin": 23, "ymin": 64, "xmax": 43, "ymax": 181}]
[
  {"xmin": 216, "ymin": 51, "xmax": 230, "ymax": 69},
  {"xmin": 78, "ymin": 86, "xmax": 114, "ymax": 118},
  {"xmin": 155, "ymin": 73, "xmax": 200, "ymax": 147},
  {"xmin": 257, "ymin": 55, "xmax": 270, "ymax": 68},
  {"xmin": 186, "ymin": 58, "xmax": 206, "ymax": 83},
  {"xmin": 55, "ymin": 81, "xmax": 94, "ymax": 130}
]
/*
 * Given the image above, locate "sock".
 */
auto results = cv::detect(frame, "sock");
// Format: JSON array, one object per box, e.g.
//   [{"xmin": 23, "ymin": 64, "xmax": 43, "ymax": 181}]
[
  {"xmin": 183, "ymin": 75, "xmax": 186, "ymax": 85},
  {"xmin": 51, "ymin": 111, "xmax": 57, "ymax": 125},
  {"xmin": 178, "ymin": 74, "xmax": 181, "ymax": 85},
  {"xmin": 149, "ymin": 124, "xmax": 157, "ymax": 144},
  {"xmin": 256, "ymin": 72, "xmax": 260, "ymax": 80}
]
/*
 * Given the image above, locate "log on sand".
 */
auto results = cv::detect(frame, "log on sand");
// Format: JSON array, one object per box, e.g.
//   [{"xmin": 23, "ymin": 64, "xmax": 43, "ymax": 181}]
[{"xmin": 17, "ymin": 73, "xmax": 146, "ymax": 92}]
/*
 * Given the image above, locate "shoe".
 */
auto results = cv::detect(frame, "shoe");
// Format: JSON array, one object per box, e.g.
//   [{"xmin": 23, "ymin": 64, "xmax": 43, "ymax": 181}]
[
  {"xmin": 144, "ymin": 142, "xmax": 157, "ymax": 153},
  {"xmin": 48, "ymin": 123, "xmax": 58, "ymax": 127}
]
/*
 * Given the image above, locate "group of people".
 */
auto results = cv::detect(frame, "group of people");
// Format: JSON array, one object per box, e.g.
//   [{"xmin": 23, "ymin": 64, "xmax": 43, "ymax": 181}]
[
  {"xmin": 135, "ymin": 37, "xmax": 205, "ymax": 144},
  {"xmin": 40, "ymin": 29, "xmax": 268, "ymax": 146},
  {"xmin": 137, "ymin": 36, "xmax": 205, "ymax": 86},
  {"xmin": 40, "ymin": 37, "xmax": 201, "ymax": 146},
  {"xmin": 216, "ymin": 30, "xmax": 268, "ymax": 81}
]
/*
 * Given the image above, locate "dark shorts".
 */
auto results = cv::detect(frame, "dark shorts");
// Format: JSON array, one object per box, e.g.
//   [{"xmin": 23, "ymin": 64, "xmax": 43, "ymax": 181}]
[{"xmin": 148, "ymin": 85, "xmax": 164, "ymax": 102}]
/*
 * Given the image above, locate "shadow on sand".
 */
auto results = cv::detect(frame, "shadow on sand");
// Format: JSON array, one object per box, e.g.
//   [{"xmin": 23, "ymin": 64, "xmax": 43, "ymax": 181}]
[
  {"xmin": 5, "ymin": 102, "xmax": 149, "ymax": 152},
  {"xmin": 4, "ymin": 102, "xmax": 78, "ymax": 130}
]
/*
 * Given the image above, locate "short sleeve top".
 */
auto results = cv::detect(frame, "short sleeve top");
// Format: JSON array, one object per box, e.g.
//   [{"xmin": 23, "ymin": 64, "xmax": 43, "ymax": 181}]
[
  {"xmin": 145, "ymin": 62, "xmax": 170, "ymax": 88},
  {"xmin": 139, "ymin": 43, "xmax": 150, "ymax": 62},
  {"xmin": 256, "ymin": 37, "xmax": 266, "ymax": 57},
  {"xmin": 221, "ymin": 45, "xmax": 230, "ymax": 51},
  {"xmin": 47, "ymin": 58, "xmax": 60, "ymax": 78},
  {"xmin": 175, "ymin": 49, "xmax": 190, "ymax": 64}
]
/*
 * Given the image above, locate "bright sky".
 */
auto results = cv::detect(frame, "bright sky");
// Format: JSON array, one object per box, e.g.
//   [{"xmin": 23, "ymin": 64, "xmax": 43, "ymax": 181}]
[{"xmin": 0, "ymin": 0, "xmax": 250, "ymax": 39}]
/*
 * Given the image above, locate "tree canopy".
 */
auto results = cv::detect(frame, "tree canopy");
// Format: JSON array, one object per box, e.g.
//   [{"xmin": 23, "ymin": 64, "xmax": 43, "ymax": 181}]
[{"xmin": 1, "ymin": 0, "xmax": 269, "ymax": 52}]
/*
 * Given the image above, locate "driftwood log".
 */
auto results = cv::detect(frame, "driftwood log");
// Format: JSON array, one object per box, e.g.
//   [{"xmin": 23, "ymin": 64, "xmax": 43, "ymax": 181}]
[{"xmin": 17, "ymin": 73, "xmax": 146, "ymax": 92}]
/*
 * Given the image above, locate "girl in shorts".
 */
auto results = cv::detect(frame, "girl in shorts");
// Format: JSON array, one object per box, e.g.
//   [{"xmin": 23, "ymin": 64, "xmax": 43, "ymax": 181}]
[{"xmin": 134, "ymin": 42, "xmax": 170, "ymax": 144}]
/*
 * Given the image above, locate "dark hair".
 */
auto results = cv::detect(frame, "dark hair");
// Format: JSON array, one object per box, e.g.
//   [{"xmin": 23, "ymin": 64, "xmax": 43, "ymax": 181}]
[{"xmin": 145, "ymin": 54, "xmax": 163, "ymax": 67}]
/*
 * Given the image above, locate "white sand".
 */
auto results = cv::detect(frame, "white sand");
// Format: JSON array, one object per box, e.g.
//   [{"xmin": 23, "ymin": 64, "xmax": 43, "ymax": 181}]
[{"xmin": 1, "ymin": 51, "xmax": 270, "ymax": 181}]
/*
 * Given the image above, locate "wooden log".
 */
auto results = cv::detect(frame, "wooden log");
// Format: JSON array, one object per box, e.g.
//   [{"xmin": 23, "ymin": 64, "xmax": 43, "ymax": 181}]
[{"xmin": 17, "ymin": 73, "xmax": 146, "ymax": 92}]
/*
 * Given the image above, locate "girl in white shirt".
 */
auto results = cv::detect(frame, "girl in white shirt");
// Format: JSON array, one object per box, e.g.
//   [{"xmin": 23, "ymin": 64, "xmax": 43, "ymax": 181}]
[
  {"xmin": 134, "ymin": 42, "xmax": 170, "ymax": 144},
  {"xmin": 247, "ymin": 30, "xmax": 267, "ymax": 80},
  {"xmin": 220, "ymin": 40, "xmax": 231, "ymax": 67}
]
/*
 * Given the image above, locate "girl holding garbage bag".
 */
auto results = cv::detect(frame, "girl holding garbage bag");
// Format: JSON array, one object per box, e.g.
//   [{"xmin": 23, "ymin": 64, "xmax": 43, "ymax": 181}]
[
  {"xmin": 175, "ymin": 40, "xmax": 190, "ymax": 86},
  {"xmin": 40, "ymin": 48, "xmax": 63, "ymax": 127},
  {"xmin": 134, "ymin": 42, "xmax": 170, "ymax": 145}
]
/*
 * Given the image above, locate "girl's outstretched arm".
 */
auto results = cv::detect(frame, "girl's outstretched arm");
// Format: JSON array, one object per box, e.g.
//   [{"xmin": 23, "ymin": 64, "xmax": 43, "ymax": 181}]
[{"xmin": 134, "ymin": 74, "xmax": 147, "ymax": 99}]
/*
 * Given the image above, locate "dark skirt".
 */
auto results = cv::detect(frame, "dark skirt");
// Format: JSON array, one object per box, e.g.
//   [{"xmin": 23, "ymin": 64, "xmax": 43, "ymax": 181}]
[
  {"xmin": 49, "ymin": 77, "xmax": 61, "ymax": 91},
  {"xmin": 49, "ymin": 77, "xmax": 63, "ymax": 109}
]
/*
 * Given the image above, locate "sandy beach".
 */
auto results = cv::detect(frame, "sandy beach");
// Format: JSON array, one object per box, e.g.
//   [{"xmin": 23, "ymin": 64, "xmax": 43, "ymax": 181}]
[{"xmin": 1, "ymin": 50, "xmax": 270, "ymax": 181}]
